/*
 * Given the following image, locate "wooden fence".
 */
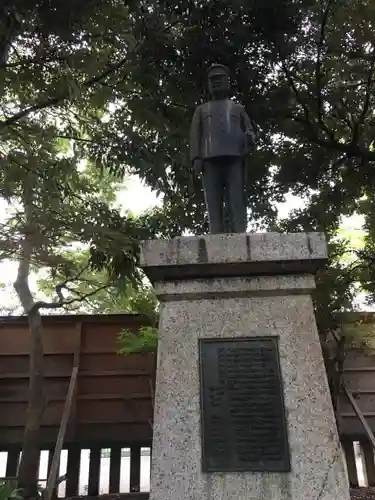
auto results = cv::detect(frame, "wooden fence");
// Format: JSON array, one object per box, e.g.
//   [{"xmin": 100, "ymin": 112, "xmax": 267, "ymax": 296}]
[
  {"xmin": 0, "ymin": 314, "xmax": 155, "ymax": 446},
  {"xmin": 0, "ymin": 446, "xmax": 152, "ymax": 497},
  {"xmin": 1, "ymin": 439, "xmax": 374, "ymax": 493},
  {"xmin": 340, "ymin": 347, "xmax": 375, "ymax": 438},
  {"xmin": 2, "ymin": 313, "xmax": 375, "ymax": 495},
  {"xmin": 0, "ymin": 314, "xmax": 155, "ymax": 498},
  {"xmin": 342, "ymin": 439, "xmax": 375, "ymax": 487}
]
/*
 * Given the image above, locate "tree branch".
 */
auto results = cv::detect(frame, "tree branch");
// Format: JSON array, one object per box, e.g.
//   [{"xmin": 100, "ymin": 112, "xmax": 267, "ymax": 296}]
[
  {"xmin": 351, "ymin": 43, "xmax": 375, "ymax": 146},
  {"xmin": 291, "ymin": 114, "xmax": 375, "ymax": 162},
  {"xmin": 315, "ymin": 0, "xmax": 333, "ymax": 132},
  {"xmin": 274, "ymin": 14, "xmax": 375, "ymax": 161},
  {"xmin": 53, "ymin": 265, "xmax": 90, "ymax": 298},
  {"xmin": 1, "ymin": 95, "xmax": 63, "ymax": 128},
  {"xmin": 280, "ymin": 59, "xmax": 322, "ymax": 140},
  {"xmin": 0, "ymin": 48, "xmax": 139, "ymax": 127},
  {"xmin": 29, "ymin": 283, "xmax": 110, "ymax": 314},
  {"xmin": 0, "ymin": 19, "xmax": 181, "ymax": 128}
]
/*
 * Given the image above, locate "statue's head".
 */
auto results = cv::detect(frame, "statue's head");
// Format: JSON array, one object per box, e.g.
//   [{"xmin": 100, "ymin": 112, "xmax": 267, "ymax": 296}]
[{"xmin": 207, "ymin": 64, "xmax": 230, "ymax": 98}]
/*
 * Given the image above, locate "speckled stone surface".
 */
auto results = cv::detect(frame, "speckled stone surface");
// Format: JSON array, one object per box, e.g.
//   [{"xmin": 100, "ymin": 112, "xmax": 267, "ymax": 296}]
[
  {"xmin": 143, "ymin": 233, "xmax": 350, "ymax": 500},
  {"xmin": 140, "ymin": 232, "xmax": 327, "ymax": 282},
  {"xmin": 140, "ymin": 232, "xmax": 327, "ymax": 267},
  {"xmin": 154, "ymin": 274, "xmax": 316, "ymax": 301}
]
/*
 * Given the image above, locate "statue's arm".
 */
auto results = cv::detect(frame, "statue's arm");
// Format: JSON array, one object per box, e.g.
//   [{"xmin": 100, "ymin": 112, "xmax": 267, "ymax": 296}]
[
  {"xmin": 240, "ymin": 106, "xmax": 256, "ymax": 144},
  {"xmin": 189, "ymin": 106, "xmax": 202, "ymax": 163}
]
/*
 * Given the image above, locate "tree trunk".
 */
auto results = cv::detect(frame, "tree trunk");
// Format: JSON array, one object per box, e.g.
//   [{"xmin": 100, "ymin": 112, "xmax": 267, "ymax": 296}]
[
  {"xmin": 16, "ymin": 308, "xmax": 45, "ymax": 499},
  {"xmin": 0, "ymin": 5, "xmax": 21, "ymax": 67},
  {"xmin": 14, "ymin": 175, "xmax": 45, "ymax": 499}
]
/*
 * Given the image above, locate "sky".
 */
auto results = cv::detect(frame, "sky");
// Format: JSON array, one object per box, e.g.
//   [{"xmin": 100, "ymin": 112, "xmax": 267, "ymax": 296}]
[{"xmin": 118, "ymin": 176, "xmax": 160, "ymax": 214}]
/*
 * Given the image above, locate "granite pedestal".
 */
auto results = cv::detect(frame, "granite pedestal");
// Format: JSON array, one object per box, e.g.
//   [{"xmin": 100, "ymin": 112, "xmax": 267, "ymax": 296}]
[{"xmin": 140, "ymin": 232, "xmax": 350, "ymax": 500}]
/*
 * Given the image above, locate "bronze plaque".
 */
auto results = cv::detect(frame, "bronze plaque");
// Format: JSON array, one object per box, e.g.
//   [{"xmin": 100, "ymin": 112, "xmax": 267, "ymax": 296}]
[{"xmin": 199, "ymin": 337, "xmax": 290, "ymax": 472}]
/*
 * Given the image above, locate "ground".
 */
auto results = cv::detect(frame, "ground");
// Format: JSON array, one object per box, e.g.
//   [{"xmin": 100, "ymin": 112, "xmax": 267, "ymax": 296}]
[{"xmin": 351, "ymin": 489, "xmax": 375, "ymax": 499}]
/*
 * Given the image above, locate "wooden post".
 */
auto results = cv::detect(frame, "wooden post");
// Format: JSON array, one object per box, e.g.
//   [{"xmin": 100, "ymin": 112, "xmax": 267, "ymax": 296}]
[
  {"xmin": 68, "ymin": 322, "xmax": 82, "ymax": 441},
  {"xmin": 65, "ymin": 446, "xmax": 81, "ymax": 497},
  {"xmin": 342, "ymin": 438, "xmax": 358, "ymax": 487},
  {"xmin": 44, "ymin": 366, "xmax": 78, "ymax": 500},
  {"xmin": 344, "ymin": 387, "xmax": 375, "ymax": 449},
  {"xmin": 362, "ymin": 440, "xmax": 375, "ymax": 486},
  {"xmin": 5, "ymin": 449, "xmax": 19, "ymax": 477},
  {"xmin": 46, "ymin": 449, "xmax": 57, "ymax": 500},
  {"xmin": 109, "ymin": 446, "xmax": 121, "ymax": 494},
  {"xmin": 87, "ymin": 447, "xmax": 101, "ymax": 496},
  {"xmin": 130, "ymin": 446, "xmax": 141, "ymax": 493},
  {"xmin": 47, "ymin": 450, "xmax": 54, "ymax": 477}
]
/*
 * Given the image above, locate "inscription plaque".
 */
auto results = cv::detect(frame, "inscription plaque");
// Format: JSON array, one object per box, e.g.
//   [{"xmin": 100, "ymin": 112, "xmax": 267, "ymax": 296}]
[{"xmin": 199, "ymin": 337, "xmax": 290, "ymax": 472}]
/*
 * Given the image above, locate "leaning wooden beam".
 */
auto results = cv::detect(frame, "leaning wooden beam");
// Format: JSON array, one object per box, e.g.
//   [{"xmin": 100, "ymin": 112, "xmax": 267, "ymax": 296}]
[
  {"xmin": 44, "ymin": 366, "xmax": 78, "ymax": 500},
  {"xmin": 343, "ymin": 386, "xmax": 375, "ymax": 449}
]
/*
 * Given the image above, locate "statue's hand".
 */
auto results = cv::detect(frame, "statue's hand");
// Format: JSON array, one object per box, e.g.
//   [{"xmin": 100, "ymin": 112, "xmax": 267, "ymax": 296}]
[
  {"xmin": 193, "ymin": 158, "xmax": 203, "ymax": 175},
  {"xmin": 246, "ymin": 129, "xmax": 256, "ymax": 143},
  {"xmin": 245, "ymin": 130, "xmax": 256, "ymax": 152}
]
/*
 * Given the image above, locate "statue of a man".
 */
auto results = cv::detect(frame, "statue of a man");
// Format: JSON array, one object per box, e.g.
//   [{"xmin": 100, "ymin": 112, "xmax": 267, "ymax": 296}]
[{"xmin": 189, "ymin": 64, "xmax": 256, "ymax": 234}]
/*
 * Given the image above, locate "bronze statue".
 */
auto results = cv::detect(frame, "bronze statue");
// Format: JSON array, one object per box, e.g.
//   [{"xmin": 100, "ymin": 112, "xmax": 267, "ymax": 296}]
[{"xmin": 190, "ymin": 64, "xmax": 256, "ymax": 234}]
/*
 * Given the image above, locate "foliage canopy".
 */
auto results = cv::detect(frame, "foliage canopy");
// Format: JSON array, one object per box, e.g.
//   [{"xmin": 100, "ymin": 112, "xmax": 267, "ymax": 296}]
[{"xmin": 3, "ymin": 0, "xmax": 375, "ymax": 336}]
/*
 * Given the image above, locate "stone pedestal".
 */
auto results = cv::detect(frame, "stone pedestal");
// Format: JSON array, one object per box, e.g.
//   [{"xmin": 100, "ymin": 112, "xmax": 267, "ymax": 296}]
[{"xmin": 140, "ymin": 232, "xmax": 350, "ymax": 500}]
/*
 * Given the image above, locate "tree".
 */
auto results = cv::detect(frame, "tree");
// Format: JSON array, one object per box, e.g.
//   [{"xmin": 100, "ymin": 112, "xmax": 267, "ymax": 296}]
[
  {"xmin": 37, "ymin": 246, "xmax": 158, "ymax": 315},
  {"xmin": 0, "ymin": 5, "xmax": 165, "ymax": 494},
  {"xmin": 5, "ymin": 1, "xmax": 375, "ymax": 240},
  {"xmin": 79, "ymin": 0, "xmax": 375, "ymax": 353},
  {"xmin": 0, "ymin": 3, "xmax": 179, "ymax": 491},
  {"xmin": 0, "ymin": 154, "xmax": 144, "ymax": 497},
  {"xmin": 79, "ymin": 0, "xmax": 317, "ymax": 233},
  {"xmin": 80, "ymin": 0, "xmax": 375, "ymax": 270},
  {"xmin": 104, "ymin": 0, "xmax": 375, "ymax": 335},
  {"xmin": 1, "ymin": 0, "xmax": 320, "ymax": 232}
]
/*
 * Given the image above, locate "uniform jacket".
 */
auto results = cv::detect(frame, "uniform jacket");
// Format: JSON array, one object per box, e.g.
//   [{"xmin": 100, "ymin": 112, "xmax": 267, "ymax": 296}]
[{"xmin": 189, "ymin": 99, "xmax": 254, "ymax": 161}]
